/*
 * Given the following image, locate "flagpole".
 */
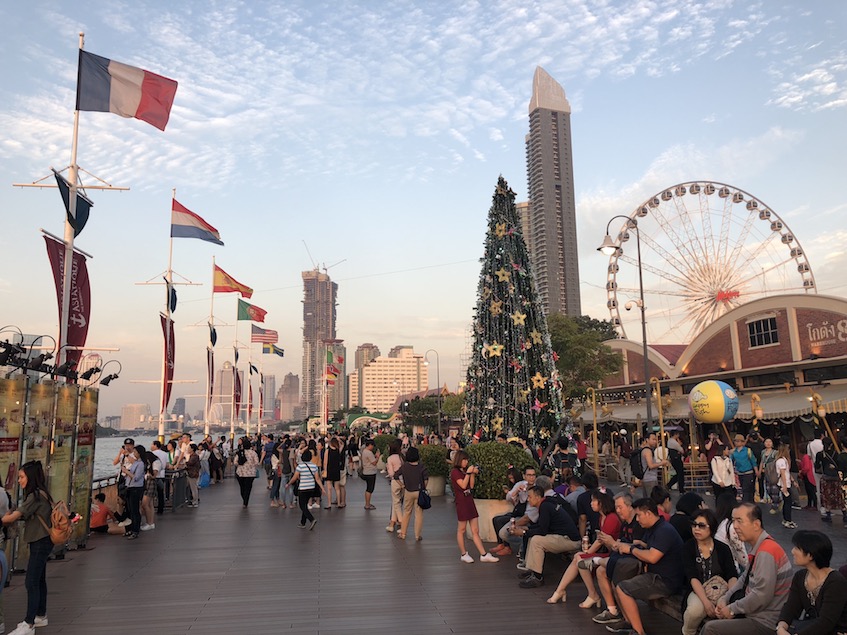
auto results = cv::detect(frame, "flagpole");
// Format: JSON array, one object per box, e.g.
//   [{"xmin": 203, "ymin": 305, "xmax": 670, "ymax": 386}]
[
  {"xmin": 58, "ymin": 32, "xmax": 85, "ymax": 370},
  {"xmin": 321, "ymin": 342, "xmax": 328, "ymax": 436},
  {"xmin": 204, "ymin": 255, "xmax": 216, "ymax": 437},
  {"xmin": 231, "ymin": 319, "xmax": 239, "ymax": 442},
  {"xmin": 248, "ymin": 342, "xmax": 255, "ymax": 436},
  {"xmin": 158, "ymin": 190, "xmax": 176, "ymax": 443}
]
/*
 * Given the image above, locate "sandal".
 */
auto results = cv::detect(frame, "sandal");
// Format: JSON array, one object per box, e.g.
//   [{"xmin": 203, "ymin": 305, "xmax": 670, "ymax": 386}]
[{"xmin": 365, "ymin": 504, "xmax": 376, "ymax": 510}]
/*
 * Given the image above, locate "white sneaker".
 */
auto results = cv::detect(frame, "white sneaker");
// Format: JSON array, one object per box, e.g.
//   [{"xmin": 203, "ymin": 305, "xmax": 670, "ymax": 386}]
[
  {"xmin": 140, "ymin": 524, "xmax": 155, "ymax": 531},
  {"xmin": 480, "ymin": 553, "xmax": 499, "ymax": 563},
  {"xmin": 34, "ymin": 616, "xmax": 48, "ymax": 628},
  {"xmin": 460, "ymin": 552, "xmax": 474, "ymax": 563},
  {"xmin": 9, "ymin": 622, "xmax": 35, "ymax": 635},
  {"xmin": 118, "ymin": 519, "xmax": 131, "ymax": 527}
]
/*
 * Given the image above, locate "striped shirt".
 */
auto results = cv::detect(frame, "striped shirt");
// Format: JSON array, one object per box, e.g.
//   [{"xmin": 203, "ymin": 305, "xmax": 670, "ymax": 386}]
[
  {"xmin": 296, "ymin": 462, "xmax": 318, "ymax": 490},
  {"xmin": 726, "ymin": 531, "xmax": 792, "ymax": 628}
]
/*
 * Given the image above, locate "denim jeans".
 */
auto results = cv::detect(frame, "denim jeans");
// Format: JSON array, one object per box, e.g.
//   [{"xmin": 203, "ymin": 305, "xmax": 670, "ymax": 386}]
[
  {"xmin": 270, "ymin": 473, "xmax": 282, "ymax": 501},
  {"xmin": 125, "ymin": 486, "xmax": 144, "ymax": 534},
  {"xmin": 280, "ymin": 473, "xmax": 294, "ymax": 506},
  {"xmin": 26, "ymin": 536, "xmax": 53, "ymax": 623}
]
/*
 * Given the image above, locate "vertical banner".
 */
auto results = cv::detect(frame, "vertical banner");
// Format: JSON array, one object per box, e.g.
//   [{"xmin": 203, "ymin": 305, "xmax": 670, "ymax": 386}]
[
  {"xmin": 247, "ymin": 382, "xmax": 253, "ymax": 422},
  {"xmin": 48, "ymin": 383, "xmax": 78, "ymax": 506},
  {"xmin": 234, "ymin": 371, "xmax": 242, "ymax": 419},
  {"xmin": 71, "ymin": 387, "xmax": 97, "ymax": 545},
  {"xmin": 160, "ymin": 313, "xmax": 175, "ymax": 413},
  {"xmin": 0, "ymin": 377, "xmax": 26, "ymax": 493},
  {"xmin": 44, "ymin": 235, "xmax": 91, "ymax": 366}
]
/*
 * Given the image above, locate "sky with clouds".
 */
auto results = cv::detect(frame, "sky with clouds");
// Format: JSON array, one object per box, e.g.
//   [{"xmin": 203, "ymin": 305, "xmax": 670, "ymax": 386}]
[{"xmin": 1, "ymin": 1, "xmax": 845, "ymax": 419}]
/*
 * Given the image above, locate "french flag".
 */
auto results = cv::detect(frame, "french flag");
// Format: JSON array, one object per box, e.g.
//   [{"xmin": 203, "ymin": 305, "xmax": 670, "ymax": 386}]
[
  {"xmin": 76, "ymin": 50, "xmax": 178, "ymax": 131},
  {"xmin": 171, "ymin": 199, "xmax": 224, "ymax": 245}
]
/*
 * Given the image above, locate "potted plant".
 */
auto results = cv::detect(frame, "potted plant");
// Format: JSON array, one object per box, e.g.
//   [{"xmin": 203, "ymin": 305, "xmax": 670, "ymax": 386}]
[
  {"xmin": 464, "ymin": 442, "xmax": 538, "ymax": 542},
  {"xmin": 418, "ymin": 444, "xmax": 449, "ymax": 496},
  {"xmin": 373, "ymin": 433, "xmax": 397, "ymax": 471}
]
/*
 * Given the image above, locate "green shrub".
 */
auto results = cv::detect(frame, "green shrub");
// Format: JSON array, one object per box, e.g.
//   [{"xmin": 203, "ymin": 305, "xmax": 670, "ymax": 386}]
[
  {"xmin": 418, "ymin": 444, "xmax": 450, "ymax": 478},
  {"xmin": 373, "ymin": 433, "xmax": 398, "ymax": 458},
  {"xmin": 466, "ymin": 442, "xmax": 538, "ymax": 499}
]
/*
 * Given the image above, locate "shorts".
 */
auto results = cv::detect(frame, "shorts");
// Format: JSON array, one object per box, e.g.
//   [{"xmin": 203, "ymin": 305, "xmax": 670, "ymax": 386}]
[
  {"xmin": 362, "ymin": 473, "xmax": 377, "ymax": 493},
  {"xmin": 617, "ymin": 573, "xmax": 675, "ymax": 601},
  {"xmin": 91, "ymin": 525, "xmax": 109, "ymax": 533}
]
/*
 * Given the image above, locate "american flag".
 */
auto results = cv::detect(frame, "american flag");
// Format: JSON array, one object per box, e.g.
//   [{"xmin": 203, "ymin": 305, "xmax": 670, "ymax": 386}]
[{"xmin": 251, "ymin": 324, "xmax": 278, "ymax": 343}]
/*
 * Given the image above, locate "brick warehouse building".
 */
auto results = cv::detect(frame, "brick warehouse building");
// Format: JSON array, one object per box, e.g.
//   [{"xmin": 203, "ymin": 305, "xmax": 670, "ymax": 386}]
[{"xmin": 589, "ymin": 293, "xmax": 847, "ymax": 453}]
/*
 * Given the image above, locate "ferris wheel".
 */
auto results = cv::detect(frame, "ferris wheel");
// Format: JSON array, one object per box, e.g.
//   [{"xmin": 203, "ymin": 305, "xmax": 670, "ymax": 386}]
[{"xmin": 605, "ymin": 181, "xmax": 816, "ymax": 343}]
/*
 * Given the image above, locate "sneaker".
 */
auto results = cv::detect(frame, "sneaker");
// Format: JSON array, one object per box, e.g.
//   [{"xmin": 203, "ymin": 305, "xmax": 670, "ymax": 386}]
[
  {"xmin": 140, "ymin": 523, "xmax": 155, "ymax": 531},
  {"xmin": 519, "ymin": 573, "xmax": 544, "ymax": 588},
  {"xmin": 309, "ymin": 519, "xmax": 318, "ymax": 531},
  {"xmin": 822, "ymin": 514, "xmax": 833, "ymax": 523},
  {"xmin": 270, "ymin": 501, "xmax": 279, "ymax": 508},
  {"xmin": 33, "ymin": 616, "xmax": 48, "ymax": 628},
  {"xmin": 460, "ymin": 552, "xmax": 474, "ymax": 564},
  {"xmin": 118, "ymin": 518, "xmax": 132, "ymax": 527},
  {"xmin": 480, "ymin": 553, "xmax": 499, "ymax": 563},
  {"xmin": 791, "ymin": 503, "xmax": 802, "ymax": 510},
  {"xmin": 605, "ymin": 622, "xmax": 633, "ymax": 633},
  {"xmin": 297, "ymin": 523, "xmax": 306, "ymax": 529},
  {"xmin": 9, "ymin": 622, "xmax": 35, "ymax": 635},
  {"xmin": 516, "ymin": 561, "xmax": 528, "ymax": 571},
  {"xmin": 386, "ymin": 525, "xmax": 396, "ymax": 533},
  {"xmin": 593, "ymin": 610, "xmax": 623, "ymax": 625},
  {"xmin": 126, "ymin": 533, "xmax": 138, "ymax": 540}
]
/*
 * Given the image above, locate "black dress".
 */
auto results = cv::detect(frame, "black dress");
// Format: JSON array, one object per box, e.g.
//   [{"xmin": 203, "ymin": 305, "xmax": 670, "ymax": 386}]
[{"xmin": 326, "ymin": 448, "xmax": 342, "ymax": 482}]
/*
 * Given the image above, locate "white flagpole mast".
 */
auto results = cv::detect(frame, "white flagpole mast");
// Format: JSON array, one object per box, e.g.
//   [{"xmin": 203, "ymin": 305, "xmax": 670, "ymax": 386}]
[
  {"xmin": 321, "ymin": 342, "xmax": 328, "ymax": 436},
  {"xmin": 158, "ymin": 188, "xmax": 176, "ymax": 443},
  {"xmin": 248, "ymin": 340, "xmax": 255, "ymax": 436},
  {"xmin": 205, "ymin": 255, "xmax": 216, "ymax": 437},
  {"xmin": 58, "ymin": 32, "xmax": 85, "ymax": 369},
  {"xmin": 231, "ymin": 318, "xmax": 239, "ymax": 442}
]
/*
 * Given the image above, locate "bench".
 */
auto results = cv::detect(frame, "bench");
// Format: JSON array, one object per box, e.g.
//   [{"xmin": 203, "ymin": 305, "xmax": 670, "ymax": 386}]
[{"xmin": 650, "ymin": 594, "xmax": 684, "ymax": 622}]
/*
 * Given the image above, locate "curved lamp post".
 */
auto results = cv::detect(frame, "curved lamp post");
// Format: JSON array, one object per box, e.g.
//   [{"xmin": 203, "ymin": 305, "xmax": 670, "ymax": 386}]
[{"xmin": 599, "ymin": 216, "xmax": 653, "ymax": 429}]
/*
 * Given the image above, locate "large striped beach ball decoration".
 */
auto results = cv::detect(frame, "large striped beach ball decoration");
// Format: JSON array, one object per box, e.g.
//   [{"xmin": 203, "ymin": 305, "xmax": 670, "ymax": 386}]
[{"xmin": 688, "ymin": 380, "xmax": 739, "ymax": 424}]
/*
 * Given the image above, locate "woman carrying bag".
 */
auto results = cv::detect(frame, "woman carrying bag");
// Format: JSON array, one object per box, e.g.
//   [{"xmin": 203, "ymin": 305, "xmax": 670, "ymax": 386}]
[
  {"xmin": 287, "ymin": 449, "xmax": 325, "ymax": 530},
  {"xmin": 1, "ymin": 461, "xmax": 53, "ymax": 635},
  {"xmin": 396, "ymin": 447, "xmax": 428, "ymax": 541}
]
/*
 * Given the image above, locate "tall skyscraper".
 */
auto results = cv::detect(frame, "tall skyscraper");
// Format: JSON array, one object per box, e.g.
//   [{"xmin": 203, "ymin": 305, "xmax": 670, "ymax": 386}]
[
  {"xmin": 262, "ymin": 374, "xmax": 276, "ymax": 420},
  {"xmin": 355, "ymin": 343, "xmax": 381, "ymax": 369},
  {"xmin": 357, "ymin": 346, "xmax": 428, "ymax": 413},
  {"xmin": 301, "ymin": 269, "xmax": 338, "ymax": 417},
  {"xmin": 524, "ymin": 66, "xmax": 581, "ymax": 317},
  {"xmin": 325, "ymin": 340, "xmax": 347, "ymax": 414},
  {"xmin": 278, "ymin": 373, "xmax": 301, "ymax": 422},
  {"xmin": 212, "ymin": 360, "xmax": 244, "ymax": 423}
]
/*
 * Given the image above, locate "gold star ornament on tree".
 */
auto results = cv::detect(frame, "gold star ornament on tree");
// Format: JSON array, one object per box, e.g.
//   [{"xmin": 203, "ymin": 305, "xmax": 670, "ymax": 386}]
[
  {"xmin": 531, "ymin": 372, "xmax": 548, "ymax": 389},
  {"xmin": 495, "ymin": 267, "xmax": 511, "ymax": 283},
  {"xmin": 484, "ymin": 341, "xmax": 504, "ymax": 357},
  {"xmin": 495, "ymin": 222, "xmax": 507, "ymax": 238},
  {"xmin": 489, "ymin": 299, "xmax": 503, "ymax": 316},
  {"xmin": 510, "ymin": 310, "xmax": 527, "ymax": 326},
  {"xmin": 529, "ymin": 329, "xmax": 543, "ymax": 345}
]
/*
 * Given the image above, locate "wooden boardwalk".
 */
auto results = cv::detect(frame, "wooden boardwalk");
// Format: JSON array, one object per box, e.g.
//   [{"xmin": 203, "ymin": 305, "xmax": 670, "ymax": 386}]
[{"xmin": 2, "ymin": 475, "xmax": 681, "ymax": 634}]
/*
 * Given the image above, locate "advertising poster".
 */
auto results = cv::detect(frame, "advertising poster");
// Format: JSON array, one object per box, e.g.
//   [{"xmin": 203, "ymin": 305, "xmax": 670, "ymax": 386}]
[
  {"xmin": 49, "ymin": 384, "xmax": 78, "ymax": 505},
  {"xmin": 0, "ymin": 376, "xmax": 25, "ymax": 492},
  {"xmin": 24, "ymin": 380, "xmax": 53, "ymax": 470},
  {"xmin": 71, "ymin": 388, "xmax": 97, "ymax": 544}
]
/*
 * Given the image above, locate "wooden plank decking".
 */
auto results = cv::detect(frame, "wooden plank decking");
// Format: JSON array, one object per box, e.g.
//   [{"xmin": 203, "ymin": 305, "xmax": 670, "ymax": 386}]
[{"xmin": 2, "ymin": 475, "xmax": 681, "ymax": 634}]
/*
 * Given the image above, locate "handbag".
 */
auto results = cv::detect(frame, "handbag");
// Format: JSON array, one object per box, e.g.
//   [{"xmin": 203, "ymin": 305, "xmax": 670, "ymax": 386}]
[
  {"xmin": 703, "ymin": 575, "xmax": 728, "ymax": 604},
  {"xmin": 417, "ymin": 488, "xmax": 432, "ymax": 510}
]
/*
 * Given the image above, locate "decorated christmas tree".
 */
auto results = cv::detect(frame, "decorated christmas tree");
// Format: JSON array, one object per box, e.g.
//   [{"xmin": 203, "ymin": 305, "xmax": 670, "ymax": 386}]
[{"xmin": 464, "ymin": 176, "xmax": 569, "ymax": 442}]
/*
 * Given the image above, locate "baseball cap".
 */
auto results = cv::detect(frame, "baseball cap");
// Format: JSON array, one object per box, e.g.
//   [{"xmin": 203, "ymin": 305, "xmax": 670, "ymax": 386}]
[
  {"xmin": 123, "ymin": 438, "xmax": 135, "ymax": 445},
  {"xmin": 619, "ymin": 429, "xmax": 627, "ymax": 435}
]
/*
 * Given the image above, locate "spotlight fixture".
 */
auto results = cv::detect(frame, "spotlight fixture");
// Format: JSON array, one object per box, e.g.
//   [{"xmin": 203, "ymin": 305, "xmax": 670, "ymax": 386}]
[
  {"xmin": 54, "ymin": 361, "xmax": 77, "ymax": 376},
  {"xmin": 100, "ymin": 373, "xmax": 118, "ymax": 386},
  {"xmin": 80, "ymin": 366, "xmax": 101, "ymax": 381},
  {"xmin": 28, "ymin": 352, "xmax": 53, "ymax": 370}
]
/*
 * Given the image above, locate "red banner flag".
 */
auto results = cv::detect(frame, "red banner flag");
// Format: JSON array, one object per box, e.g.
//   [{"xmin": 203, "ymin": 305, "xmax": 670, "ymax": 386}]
[
  {"xmin": 160, "ymin": 314, "xmax": 175, "ymax": 413},
  {"xmin": 248, "ymin": 382, "xmax": 253, "ymax": 420},
  {"xmin": 44, "ymin": 235, "xmax": 91, "ymax": 367}
]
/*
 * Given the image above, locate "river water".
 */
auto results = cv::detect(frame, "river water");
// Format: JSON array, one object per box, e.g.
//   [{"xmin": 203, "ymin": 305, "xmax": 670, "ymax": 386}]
[{"xmin": 93, "ymin": 436, "xmax": 158, "ymax": 480}]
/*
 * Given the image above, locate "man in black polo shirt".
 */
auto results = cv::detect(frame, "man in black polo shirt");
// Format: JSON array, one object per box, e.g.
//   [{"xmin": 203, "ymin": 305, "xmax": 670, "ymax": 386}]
[
  {"xmin": 518, "ymin": 485, "xmax": 580, "ymax": 588},
  {"xmin": 603, "ymin": 498, "xmax": 685, "ymax": 635}
]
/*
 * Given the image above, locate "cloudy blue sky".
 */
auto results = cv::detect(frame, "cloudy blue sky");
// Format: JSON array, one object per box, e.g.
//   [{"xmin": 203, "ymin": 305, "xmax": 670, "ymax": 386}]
[{"xmin": 1, "ymin": 1, "xmax": 845, "ymax": 419}]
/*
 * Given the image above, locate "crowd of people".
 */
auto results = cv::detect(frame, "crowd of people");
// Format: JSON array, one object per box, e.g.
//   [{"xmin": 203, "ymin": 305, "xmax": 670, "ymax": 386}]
[{"xmin": 3, "ymin": 426, "xmax": 847, "ymax": 635}]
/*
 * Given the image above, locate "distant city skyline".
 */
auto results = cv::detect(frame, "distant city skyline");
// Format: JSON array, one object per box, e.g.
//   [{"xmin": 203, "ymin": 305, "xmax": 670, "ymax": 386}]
[{"xmin": 1, "ymin": 3, "xmax": 844, "ymax": 419}]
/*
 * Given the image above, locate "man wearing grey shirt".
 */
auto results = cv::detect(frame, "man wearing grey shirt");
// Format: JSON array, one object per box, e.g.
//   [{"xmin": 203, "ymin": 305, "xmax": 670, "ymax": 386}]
[{"xmin": 665, "ymin": 430, "xmax": 687, "ymax": 494}]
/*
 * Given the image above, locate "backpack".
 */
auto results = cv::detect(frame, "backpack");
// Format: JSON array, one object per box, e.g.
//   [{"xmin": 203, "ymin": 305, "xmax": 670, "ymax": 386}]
[
  {"xmin": 763, "ymin": 460, "xmax": 779, "ymax": 486},
  {"xmin": 630, "ymin": 450, "xmax": 645, "ymax": 481},
  {"xmin": 36, "ymin": 494, "xmax": 73, "ymax": 545}
]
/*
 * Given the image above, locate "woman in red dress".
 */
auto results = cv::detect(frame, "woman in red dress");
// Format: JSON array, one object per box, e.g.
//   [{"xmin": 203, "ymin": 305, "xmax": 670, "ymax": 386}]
[
  {"xmin": 451, "ymin": 450, "xmax": 499, "ymax": 564},
  {"xmin": 546, "ymin": 489, "xmax": 621, "ymax": 605}
]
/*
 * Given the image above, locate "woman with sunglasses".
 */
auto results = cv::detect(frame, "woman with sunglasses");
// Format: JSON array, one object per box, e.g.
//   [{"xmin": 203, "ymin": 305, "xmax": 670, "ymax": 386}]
[{"xmin": 681, "ymin": 509, "xmax": 738, "ymax": 635}]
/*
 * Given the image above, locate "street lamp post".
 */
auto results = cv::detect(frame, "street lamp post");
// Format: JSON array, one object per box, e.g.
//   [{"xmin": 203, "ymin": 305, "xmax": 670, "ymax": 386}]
[
  {"xmin": 424, "ymin": 349, "xmax": 441, "ymax": 436},
  {"xmin": 599, "ymin": 216, "xmax": 653, "ymax": 430}
]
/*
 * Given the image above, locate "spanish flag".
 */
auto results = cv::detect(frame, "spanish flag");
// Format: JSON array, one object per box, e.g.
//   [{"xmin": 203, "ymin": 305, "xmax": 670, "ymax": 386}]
[{"xmin": 213, "ymin": 265, "xmax": 252, "ymax": 298}]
